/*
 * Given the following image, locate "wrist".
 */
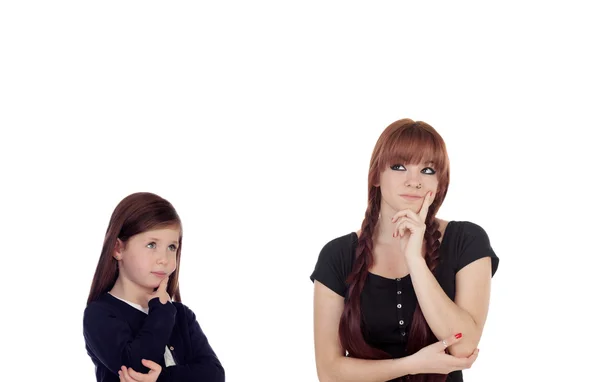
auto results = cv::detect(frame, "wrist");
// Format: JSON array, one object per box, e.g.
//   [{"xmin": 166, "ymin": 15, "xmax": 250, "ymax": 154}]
[
  {"xmin": 395, "ymin": 354, "xmax": 421, "ymax": 376},
  {"xmin": 148, "ymin": 297, "xmax": 175, "ymax": 312},
  {"xmin": 406, "ymin": 255, "xmax": 427, "ymax": 272}
]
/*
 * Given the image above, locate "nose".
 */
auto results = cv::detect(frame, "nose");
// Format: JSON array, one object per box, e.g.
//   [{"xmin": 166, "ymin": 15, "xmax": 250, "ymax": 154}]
[
  {"xmin": 156, "ymin": 250, "xmax": 169, "ymax": 265},
  {"xmin": 404, "ymin": 170, "xmax": 423, "ymax": 189}
]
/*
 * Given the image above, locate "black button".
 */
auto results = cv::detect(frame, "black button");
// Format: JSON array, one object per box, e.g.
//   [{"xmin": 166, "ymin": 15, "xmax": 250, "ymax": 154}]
[
  {"xmin": 397, "ymin": 290, "xmax": 402, "ymax": 295},
  {"xmin": 401, "ymin": 331, "xmax": 406, "ymax": 336}
]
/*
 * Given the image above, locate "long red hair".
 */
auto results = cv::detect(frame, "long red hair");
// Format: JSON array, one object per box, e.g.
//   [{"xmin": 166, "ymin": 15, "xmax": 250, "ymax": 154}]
[
  {"xmin": 86, "ymin": 192, "xmax": 183, "ymax": 306},
  {"xmin": 339, "ymin": 119, "xmax": 451, "ymax": 382}
]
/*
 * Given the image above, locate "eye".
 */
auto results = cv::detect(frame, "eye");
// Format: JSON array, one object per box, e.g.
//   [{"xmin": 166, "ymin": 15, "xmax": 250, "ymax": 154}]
[
  {"xmin": 422, "ymin": 167, "xmax": 436, "ymax": 175},
  {"xmin": 146, "ymin": 242, "xmax": 156, "ymax": 249},
  {"xmin": 168, "ymin": 244, "xmax": 178, "ymax": 252},
  {"xmin": 390, "ymin": 164, "xmax": 406, "ymax": 171}
]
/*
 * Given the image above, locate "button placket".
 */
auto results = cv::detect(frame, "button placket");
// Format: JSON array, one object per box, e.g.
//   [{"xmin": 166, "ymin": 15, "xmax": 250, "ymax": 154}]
[{"xmin": 395, "ymin": 277, "xmax": 406, "ymax": 337}]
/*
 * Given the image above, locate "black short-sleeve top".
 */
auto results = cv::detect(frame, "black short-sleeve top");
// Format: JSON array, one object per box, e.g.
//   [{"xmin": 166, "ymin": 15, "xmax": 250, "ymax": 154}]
[{"xmin": 310, "ymin": 221, "xmax": 499, "ymax": 382}]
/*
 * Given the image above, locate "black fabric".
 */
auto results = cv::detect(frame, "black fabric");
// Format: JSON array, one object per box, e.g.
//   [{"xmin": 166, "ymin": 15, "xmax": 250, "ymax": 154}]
[
  {"xmin": 310, "ymin": 221, "xmax": 499, "ymax": 382},
  {"xmin": 83, "ymin": 293, "xmax": 225, "ymax": 382}
]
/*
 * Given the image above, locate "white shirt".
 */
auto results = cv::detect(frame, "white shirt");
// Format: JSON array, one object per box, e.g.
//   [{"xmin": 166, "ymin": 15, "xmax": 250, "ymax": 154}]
[{"xmin": 108, "ymin": 293, "xmax": 176, "ymax": 367}]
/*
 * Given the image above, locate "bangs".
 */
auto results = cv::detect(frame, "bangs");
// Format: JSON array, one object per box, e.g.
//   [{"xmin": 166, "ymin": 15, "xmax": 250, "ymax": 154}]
[{"xmin": 378, "ymin": 124, "xmax": 448, "ymax": 173}]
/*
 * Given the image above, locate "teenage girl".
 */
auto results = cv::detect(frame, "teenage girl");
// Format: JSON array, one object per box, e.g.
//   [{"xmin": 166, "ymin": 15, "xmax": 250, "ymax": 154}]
[{"xmin": 311, "ymin": 119, "xmax": 499, "ymax": 382}]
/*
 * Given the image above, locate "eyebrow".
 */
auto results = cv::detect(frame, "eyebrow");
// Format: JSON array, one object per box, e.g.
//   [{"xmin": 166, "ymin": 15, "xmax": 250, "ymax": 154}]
[{"xmin": 147, "ymin": 237, "xmax": 179, "ymax": 245}]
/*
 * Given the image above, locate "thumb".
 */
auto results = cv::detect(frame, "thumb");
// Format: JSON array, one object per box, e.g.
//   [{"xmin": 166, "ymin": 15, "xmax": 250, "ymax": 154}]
[
  {"xmin": 141, "ymin": 359, "xmax": 161, "ymax": 372},
  {"xmin": 436, "ymin": 332, "xmax": 462, "ymax": 352}
]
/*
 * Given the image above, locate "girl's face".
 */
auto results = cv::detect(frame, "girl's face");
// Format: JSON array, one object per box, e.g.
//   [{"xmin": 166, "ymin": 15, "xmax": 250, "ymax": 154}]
[
  {"xmin": 378, "ymin": 161, "xmax": 439, "ymax": 215},
  {"xmin": 114, "ymin": 226, "xmax": 180, "ymax": 291}
]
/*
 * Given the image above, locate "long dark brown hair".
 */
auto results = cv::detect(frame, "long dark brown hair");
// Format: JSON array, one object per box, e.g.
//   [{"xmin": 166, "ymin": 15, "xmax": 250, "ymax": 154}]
[
  {"xmin": 339, "ymin": 119, "xmax": 451, "ymax": 382},
  {"xmin": 86, "ymin": 192, "xmax": 183, "ymax": 306}
]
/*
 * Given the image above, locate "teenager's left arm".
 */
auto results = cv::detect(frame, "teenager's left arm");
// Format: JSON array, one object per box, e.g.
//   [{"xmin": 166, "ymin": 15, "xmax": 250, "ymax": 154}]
[{"xmin": 407, "ymin": 255, "xmax": 493, "ymax": 358}]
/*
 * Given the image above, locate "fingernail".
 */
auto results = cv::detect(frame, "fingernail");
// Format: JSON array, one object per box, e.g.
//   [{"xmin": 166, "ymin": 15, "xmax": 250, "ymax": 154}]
[{"xmin": 455, "ymin": 333, "xmax": 462, "ymax": 339}]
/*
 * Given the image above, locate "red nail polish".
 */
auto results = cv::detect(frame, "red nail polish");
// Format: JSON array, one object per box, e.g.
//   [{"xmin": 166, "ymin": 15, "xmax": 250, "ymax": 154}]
[{"xmin": 455, "ymin": 333, "xmax": 462, "ymax": 339}]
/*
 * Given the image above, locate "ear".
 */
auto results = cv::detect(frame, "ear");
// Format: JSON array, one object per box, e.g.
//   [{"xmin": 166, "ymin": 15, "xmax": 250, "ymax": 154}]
[{"xmin": 113, "ymin": 238, "xmax": 125, "ymax": 260}]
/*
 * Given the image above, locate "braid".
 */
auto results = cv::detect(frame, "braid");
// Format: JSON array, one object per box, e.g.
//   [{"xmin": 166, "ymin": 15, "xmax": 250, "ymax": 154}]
[
  {"xmin": 403, "ymin": 200, "xmax": 447, "ymax": 382},
  {"xmin": 339, "ymin": 186, "xmax": 389, "ymax": 359}
]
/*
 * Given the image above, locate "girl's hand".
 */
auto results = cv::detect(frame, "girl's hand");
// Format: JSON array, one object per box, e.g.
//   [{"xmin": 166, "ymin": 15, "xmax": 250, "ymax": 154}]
[
  {"xmin": 409, "ymin": 333, "xmax": 479, "ymax": 375},
  {"xmin": 391, "ymin": 191, "xmax": 435, "ymax": 259},
  {"xmin": 148, "ymin": 276, "xmax": 171, "ymax": 305},
  {"xmin": 118, "ymin": 359, "xmax": 162, "ymax": 382}
]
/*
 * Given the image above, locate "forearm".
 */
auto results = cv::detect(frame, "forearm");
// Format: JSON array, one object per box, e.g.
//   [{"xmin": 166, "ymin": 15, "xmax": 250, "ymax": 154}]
[
  {"xmin": 84, "ymin": 300, "xmax": 177, "ymax": 373},
  {"xmin": 319, "ymin": 355, "xmax": 416, "ymax": 382},
  {"xmin": 125, "ymin": 300, "xmax": 178, "ymax": 368},
  {"xmin": 407, "ymin": 257, "xmax": 478, "ymax": 357}
]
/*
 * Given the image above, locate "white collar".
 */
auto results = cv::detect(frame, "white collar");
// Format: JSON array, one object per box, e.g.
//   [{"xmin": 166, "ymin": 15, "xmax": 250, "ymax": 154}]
[{"xmin": 108, "ymin": 292, "xmax": 149, "ymax": 314}]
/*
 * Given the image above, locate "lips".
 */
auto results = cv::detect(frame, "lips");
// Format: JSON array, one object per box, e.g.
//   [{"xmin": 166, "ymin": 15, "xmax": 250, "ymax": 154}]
[
  {"xmin": 400, "ymin": 194, "xmax": 423, "ymax": 199},
  {"xmin": 151, "ymin": 271, "xmax": 167, "ymax": 277}
]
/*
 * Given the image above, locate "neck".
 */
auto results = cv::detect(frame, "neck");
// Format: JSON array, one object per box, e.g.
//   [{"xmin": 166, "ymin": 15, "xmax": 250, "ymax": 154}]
[{"xmin": 109, "ymin": 275, "xmax": 153, "ymax": 308}]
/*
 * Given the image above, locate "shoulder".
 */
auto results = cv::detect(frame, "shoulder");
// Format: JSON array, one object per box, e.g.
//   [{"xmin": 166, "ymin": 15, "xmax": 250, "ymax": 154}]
[
  {"xmin": 322, "ymin": 232, "xmax": 357, "ymax": 253},
  {"xmin": 446, "ymin": 220, "xmax": 499, "ymax": 275},
  {"xmin": 172, "ymin": 301, "xmax": 206, "ymax": 325},
  {"xmin": 83, "ymin": 294, "xmax": 128, "ymax": 336},
  {"xmin": 317, "ymin": 232, "xmax": 357, "ymax": 267},
  {"xmin": 310, "ymin": 232, "xmax": 357, "ymax": 297},
  {"xmin": 171, "ymin": 301, "xmax": 211, "ymax": 335},
  {"xmin": 84, "ymin": 294, "xmax": 121, "ymax": 320},
  {"xmin": 172, "ymin": 301, "xmax": 194, "ymax": 317},
  {"xmin": 444, "ymin": 220, "xmax": 495, "ymax": 254},
  {"xmin": 448, "ymin": 220, "xmax": 492, "ymax": 243}
]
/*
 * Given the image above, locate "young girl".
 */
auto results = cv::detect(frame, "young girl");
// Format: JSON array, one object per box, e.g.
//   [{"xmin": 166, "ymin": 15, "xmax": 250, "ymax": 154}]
[
  {"xmin": 311, "ymin": 119, "xmax": 499, "ymax": 382},
  {"xmin": 84, "ymin": 192, "xmax": 225, "ymax": 382}
]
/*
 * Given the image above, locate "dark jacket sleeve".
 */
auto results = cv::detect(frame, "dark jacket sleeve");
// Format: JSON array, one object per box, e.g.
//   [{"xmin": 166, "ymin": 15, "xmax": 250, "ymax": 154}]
[
  {"xmin": 83, "ymin": 297, "xmax": 177, "ymax": 375},
  {"xmin": 159, "ymin": 305, "xmax": 225, "ymax": 382}
]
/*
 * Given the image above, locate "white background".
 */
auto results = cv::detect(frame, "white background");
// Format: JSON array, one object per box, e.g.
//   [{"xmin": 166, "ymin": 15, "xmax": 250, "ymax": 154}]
[{"xmin": 1, "ymin": 1, "xmax": 598, "ymax": 381}]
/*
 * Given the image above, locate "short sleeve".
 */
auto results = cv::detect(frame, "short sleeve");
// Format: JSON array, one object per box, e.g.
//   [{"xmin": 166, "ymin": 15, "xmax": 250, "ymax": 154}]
[
  {"xmin": 310, "ymin": 234, "xmax": 355, "ymax": 297},
  {"xmin": 456, "ymin": 222, "xmax": 499, "ymax": 277}
]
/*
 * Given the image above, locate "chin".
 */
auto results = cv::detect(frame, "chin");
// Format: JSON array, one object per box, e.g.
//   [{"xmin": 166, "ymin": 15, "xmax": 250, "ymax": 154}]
[
  {"xmin": 137, "ymin": 280, "xmax": 160, "ymax": 291},
  {"xmin": 394, "ymin": 204, "xmax": 418, "ymax": 213}
]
